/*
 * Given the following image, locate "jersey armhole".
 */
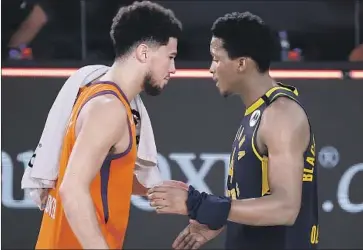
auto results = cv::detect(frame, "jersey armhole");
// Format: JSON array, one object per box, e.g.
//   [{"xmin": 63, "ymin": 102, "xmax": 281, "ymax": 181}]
[
  {"xmin": 76, "ymin": 90, "xmax": 133, "ymax": 160},
  {"xmin": 251, "ymin": 119, "xmax": 265, "ymax": 161}
]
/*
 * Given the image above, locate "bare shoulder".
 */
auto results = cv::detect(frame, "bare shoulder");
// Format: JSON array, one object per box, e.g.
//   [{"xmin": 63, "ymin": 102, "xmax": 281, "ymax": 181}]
[
  {"xmin": 262, "ymin": 97, "xmax": 308, "ymax": 128},
  {"xmin": 259, "ymin": 97, "xmax": 310, "ymax": 151},
  {"xmin": 61, "ymin": 94, "xmax": 129, "ymax": 190},
  {"xmin": 76, "ymin": 94, "xmax": 128, "ymax": 138}
]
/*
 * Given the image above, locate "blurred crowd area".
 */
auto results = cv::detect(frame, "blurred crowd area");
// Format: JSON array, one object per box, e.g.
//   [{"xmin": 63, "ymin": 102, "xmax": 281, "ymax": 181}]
[{"xmin": 2, "ymin": 0, "xmax": 363, "ymax": 62}]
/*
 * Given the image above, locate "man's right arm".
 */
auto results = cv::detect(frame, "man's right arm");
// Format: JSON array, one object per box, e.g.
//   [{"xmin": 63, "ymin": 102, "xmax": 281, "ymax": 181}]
[{"xmin": 59, "ymin": 96, "xmax": 127, "ymax": 249}]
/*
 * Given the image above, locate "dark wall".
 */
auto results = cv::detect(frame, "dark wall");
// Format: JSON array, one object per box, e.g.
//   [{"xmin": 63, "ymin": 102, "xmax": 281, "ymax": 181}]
[
  {"xmin": 3, "ymin": 0, "xmax": 361, "ymax": 61},
  {"xmin": 2, "ymin": 76, "xmax": 363, "ymax": 249}
]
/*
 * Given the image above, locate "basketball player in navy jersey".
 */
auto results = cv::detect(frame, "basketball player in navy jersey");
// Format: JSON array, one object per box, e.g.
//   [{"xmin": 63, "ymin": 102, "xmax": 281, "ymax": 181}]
[{"xmin": 148, "ymin": 12, "xmax": 319, "ymax": 249}]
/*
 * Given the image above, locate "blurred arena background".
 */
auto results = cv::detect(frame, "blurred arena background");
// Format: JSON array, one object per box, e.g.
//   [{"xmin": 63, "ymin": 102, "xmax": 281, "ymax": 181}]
[{"xmin": 1, "ymin": 0, "xmax": 363, "ymax": 249}]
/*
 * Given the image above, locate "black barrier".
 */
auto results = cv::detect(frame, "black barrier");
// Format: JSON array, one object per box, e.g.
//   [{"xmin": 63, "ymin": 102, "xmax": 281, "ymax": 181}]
[{"xmin": 2, "ymin": 77, "xmax": 363, "ymax": 249}]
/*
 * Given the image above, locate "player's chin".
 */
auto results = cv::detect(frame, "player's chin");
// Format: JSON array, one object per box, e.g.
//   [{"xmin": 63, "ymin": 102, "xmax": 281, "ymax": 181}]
[
  {"xmin": 161, "ymin": 79, "xmax": 170, "ymax": 89},
  {"xmin": 220, "ymin": 88, "xmax": 231, "ymax": 98},
  {"xmin": 217, "ymin": 84, "xmax": 230, "ymax": 97},
  {"xmin": 155, "ymin": 79, "xmax": 167, "ymax": 89},
  {"xmin": 156, "ymin": 83, "xmax": 166, "ymax": 92}
]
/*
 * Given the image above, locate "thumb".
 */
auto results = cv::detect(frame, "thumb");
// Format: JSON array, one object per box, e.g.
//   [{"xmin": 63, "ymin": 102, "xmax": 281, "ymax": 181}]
[{"xmin": 189, "ymin": 219, "xmax": 198, "ymax": 224}]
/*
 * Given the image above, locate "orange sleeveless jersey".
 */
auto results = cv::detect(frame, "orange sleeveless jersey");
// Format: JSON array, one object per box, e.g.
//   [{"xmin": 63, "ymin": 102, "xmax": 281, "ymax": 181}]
[{"xmin": 36, "ymin": 82, "xmax": 137, "ymax": 249}]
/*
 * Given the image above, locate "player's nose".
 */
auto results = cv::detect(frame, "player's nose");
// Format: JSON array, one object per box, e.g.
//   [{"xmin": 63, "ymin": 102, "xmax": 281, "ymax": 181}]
[
  {"xmin": 169, "ymin": 62, "xmax": 176, "ymax": 74},
  {"xmin": 209, "ymin": 63, "xmax": 215, "ymax": 74}
]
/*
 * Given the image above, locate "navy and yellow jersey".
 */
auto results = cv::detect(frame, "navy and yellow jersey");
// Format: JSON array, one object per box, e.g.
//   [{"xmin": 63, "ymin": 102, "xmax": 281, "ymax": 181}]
[{"xmin": 225, "ymin": 83, "xmax": 319, "ymax": 249}]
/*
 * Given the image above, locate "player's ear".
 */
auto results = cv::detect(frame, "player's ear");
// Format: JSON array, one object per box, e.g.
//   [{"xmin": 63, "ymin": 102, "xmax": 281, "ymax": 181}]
[
  {"xmin": 237, "ymin": 57, "xmax": 247, "ymax": 73},
  {"xmin": 135, "ymin": 43, "xmax": 149, "ymax": 63}
]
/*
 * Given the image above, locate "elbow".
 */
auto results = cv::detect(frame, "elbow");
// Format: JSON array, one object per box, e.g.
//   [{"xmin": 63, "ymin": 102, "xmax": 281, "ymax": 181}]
[
  {"xmin": 59, "ymin": 181, "xmax": 85, "ymax": 209},
  {"xmin": 59, "ymin": 182, "xmax": 73, "ymax": 206},
  {"xmin": 281, "ymin": 201, "xmax": 301, "ymax": 226},
  {"xmin": 284, "ymin": 209, "xmax": 299, "ymax": 226}
]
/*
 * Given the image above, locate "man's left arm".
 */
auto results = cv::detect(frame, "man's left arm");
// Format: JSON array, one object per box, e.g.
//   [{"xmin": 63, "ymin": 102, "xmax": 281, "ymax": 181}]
[{"xmin": 227, "ymin": 98, "xmax": 310, "ymax": 226}]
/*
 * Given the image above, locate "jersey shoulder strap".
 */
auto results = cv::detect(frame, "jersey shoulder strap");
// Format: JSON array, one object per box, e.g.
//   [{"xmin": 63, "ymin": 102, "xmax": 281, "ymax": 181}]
[
  {"xmin": 74, "ymin": 81, "xmax": 133, "ymax": 121},
  {"xmin": 262, "ymin": 82, "xmax": 300, "ymax": 106}
]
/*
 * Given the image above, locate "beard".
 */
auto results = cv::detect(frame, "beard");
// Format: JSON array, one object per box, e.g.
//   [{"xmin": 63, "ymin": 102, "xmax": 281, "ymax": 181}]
[{"xmin": 143, "ymin": 71, "xmax": 162, "ymax": 96}]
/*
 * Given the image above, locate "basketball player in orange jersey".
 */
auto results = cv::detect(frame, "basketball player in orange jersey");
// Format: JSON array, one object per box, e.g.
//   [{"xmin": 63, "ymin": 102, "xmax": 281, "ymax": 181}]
[{"xmin": 35, "ymin": 1, "xmax": 182, "ymax": 249}]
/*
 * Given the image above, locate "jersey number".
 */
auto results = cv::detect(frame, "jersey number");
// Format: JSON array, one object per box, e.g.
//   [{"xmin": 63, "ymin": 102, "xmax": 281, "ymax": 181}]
[
  {"xmin": 310, "ymin": 225, "xmax": 319, "ymax": 244},
  {"xmin": 45, "ymin": 194, "xmax": 57, "ymax": 219}
]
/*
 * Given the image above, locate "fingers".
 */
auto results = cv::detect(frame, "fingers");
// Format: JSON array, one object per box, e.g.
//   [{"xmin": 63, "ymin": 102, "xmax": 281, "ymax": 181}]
[
  {"xmin": 191, "ymin": 241, "xmax": 202, "ymax": 249},
  {"xmin": 172, "ymin": 226, "xmax": 190, "ymax": 249},
  {"xmin": 148, "ymin": 185, "xmax": 169, "ymax": 194},
  {"xmin": 148, "ymin": 181, "xmax": 188, "ymax": 195},
  {"xmin": 149, "ymin": 198, "xmax": 168, "ymax": 208},
  {"xmin": 173, "ymin": 233, "xmax": 202, "ymax": 250},
  {"xmin": 148, "ymin": 183, "xmax": 188, "ymax": 215},
  {"xmin": 147, "ymin": 188, "xmax": 172, "ymax": 212},
  {"xmin": 148, "ymin": 191, "xmax": 166, "ymax": 201},
  {"xmin": 183, "ymin": 234, "xmax": 196, "ymax": 249},
  {"xmin": 162, "ymin": 180, "xmax": 183, "ymax": 186},
  {"xmin": 148, "ymin": 184, "xmax": 186, "ymax": 195},
  {"xmin": 155, "ymin": 205, "xmax": 176, "ymax": 214},
  {"xmin": 147, "ymin": 184, "xmax": 181, "ymax": 202},
  {"xmin": 163, "ymin": 180, "xmax": 189, "ymax": 190},
  {"xmin": 149, "ymin": 198, "xmax": 176, "ymax": 214}
]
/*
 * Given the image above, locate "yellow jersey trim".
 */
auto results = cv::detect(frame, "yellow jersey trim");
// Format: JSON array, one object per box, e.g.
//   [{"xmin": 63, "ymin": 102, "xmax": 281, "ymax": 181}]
[
  {"xmin": 245, "ymin": 98, "xmax": 264, "ymax": 116},
  {"xmin": 244, "ymin": 86, "xmax": 296, "ymax": 116},
  {"xmin": 261, "ymin": 156, "xmax": 270, "ymax": 196},
  {"xmin": 251, "ymin": 123, "xmax": 263, "ymax": 161}
]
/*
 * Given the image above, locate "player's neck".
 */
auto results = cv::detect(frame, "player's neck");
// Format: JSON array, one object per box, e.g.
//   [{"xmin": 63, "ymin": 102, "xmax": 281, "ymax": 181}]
[
  {"xmin": 99, "ymin": 61, "xmax": 143, "ymax": 102},
  {"xmin": 237, "ymin": 73, "xmax": 276, "ymax": 108}
]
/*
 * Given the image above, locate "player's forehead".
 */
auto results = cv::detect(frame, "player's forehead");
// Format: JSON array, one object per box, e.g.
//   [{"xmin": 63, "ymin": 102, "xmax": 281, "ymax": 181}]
[
  {"xmin": 210, "ymin": 37, "xmax": 226, "ymax": 56},
  {"xmin": 159, "ymin": 37, "xmax": 178, "ymax": 55}
]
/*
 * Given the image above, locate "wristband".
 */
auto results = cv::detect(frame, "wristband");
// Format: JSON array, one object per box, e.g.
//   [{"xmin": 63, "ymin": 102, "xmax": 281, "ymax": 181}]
[{"xmin": 187, "ymin": 185, "xmax": 231, "ymax": 230}]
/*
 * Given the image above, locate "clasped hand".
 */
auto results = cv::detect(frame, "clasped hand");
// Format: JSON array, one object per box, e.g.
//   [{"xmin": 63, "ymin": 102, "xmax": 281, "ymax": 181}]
[
  {"xmin": 147, "ymin": 180, "xmax": 189, "ymax": 215},
  {"xmin": 147, "ymin": 180, "xmax": 223, "ymax": 249}
]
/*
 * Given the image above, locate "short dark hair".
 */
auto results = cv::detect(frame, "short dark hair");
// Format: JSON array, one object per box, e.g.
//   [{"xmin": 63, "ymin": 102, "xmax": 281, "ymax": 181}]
[
  {"xmin": 211, "ymin": 12, "xmax": 275, "ymax": 73},
  {"xmin": 110, "ymin": 1, "xmax": 182, "ymax": 58}
]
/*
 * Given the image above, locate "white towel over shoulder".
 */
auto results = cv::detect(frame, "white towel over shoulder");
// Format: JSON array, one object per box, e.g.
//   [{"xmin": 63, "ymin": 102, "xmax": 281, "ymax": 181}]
[
  {"xmin": 131, "ymin": 96, "xmax": 163, "ymax": 188},
  {"xmin": 21, "ymin": 65, "xmax": 163, "ymax": 210}
]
